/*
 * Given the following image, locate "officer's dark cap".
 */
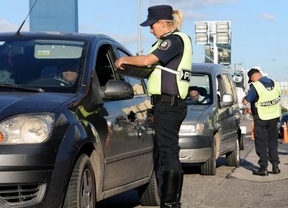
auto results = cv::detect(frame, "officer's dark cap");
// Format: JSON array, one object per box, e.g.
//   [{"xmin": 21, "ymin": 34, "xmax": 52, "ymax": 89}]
[
  {"xmin": 247, "ymin": 68, "xmax": 260, "ymax": 83},
  {"xmin": 140, "ymin": 5, "xmax": 173, "ymax": 27}
]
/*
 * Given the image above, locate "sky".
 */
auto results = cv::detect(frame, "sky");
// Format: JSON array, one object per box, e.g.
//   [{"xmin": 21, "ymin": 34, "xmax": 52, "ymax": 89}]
[{"xmin": 0, "ymin": 0, "xmax": 287, "ymax": 81}]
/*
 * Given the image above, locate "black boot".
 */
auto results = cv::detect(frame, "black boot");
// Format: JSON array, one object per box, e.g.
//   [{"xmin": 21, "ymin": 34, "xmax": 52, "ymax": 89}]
[
  {"xmin": 160, "ymin": 171, "xmax": 183, "ymax": 208},
  {"xmin": 271, "ymin": 164, "xmax": 281, "ymax": 174},
  {"xmin": 252, "ymin": 166, "xmax": 268, "ymax": 176}
]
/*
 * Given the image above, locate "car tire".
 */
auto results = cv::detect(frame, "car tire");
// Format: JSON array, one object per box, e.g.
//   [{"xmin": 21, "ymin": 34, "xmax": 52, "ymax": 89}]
[
  {"xmin": 239, "ymin": 134, "xmax": 244, "ymax": 150},
  {"xmin": 63, "ymin": 154, "xmax": 96, "ymax": 208},
  {"xmin": 200, "ymin": 138, "xmax": 216, "ymax": 175},
  {"xmin": 226, "ymin": 139, "xmax": 240, "ymax": 167},
  {"xmin": 138, "ymin": 170, "xmax": 160, "ymax": 206}
]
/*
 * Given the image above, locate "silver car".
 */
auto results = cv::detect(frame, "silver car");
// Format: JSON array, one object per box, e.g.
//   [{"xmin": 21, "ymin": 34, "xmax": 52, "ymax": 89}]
[{"xmin": 179, "ymin": 63, "xmax": 243, "ymax": 175}]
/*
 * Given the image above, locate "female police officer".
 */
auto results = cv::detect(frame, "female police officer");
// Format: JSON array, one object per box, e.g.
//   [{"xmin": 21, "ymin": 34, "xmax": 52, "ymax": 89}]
[{"xmin": 115, "ymin": 5, "xmax": 192, "ymax": 208}]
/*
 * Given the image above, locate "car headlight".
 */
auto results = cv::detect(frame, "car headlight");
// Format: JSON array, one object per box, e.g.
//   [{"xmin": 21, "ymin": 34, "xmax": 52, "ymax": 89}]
[
  {"xmin": 179, "ymin": 123, "xmax": 204, "ymax": 134},
  {"xmin": 0, "ymin": 114, "xmax": 54, "ymax": 144}
]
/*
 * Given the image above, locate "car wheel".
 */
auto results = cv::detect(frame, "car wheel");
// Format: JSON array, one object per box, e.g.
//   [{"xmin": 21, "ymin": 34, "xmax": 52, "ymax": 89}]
[
  {"xmin": 239, "ymin": 134, "xmax": 244, "ymax": 150},
  {"xmin": 138, "ymin": 170, "xmax": 160, "ymax": 206},
  {"xmin": 63, "ymin": 154, "xmax": 96, "ymax": 208},
  {"xmin": 200, "ymin": 138, "xmax": 216, "ymax": 175},
  {"xmin": 226, "ymin": 139, "xmax": 240, "ymax": 167}
]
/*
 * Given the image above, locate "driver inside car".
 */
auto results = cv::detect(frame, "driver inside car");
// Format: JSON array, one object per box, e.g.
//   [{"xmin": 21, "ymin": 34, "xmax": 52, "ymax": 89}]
[
  {"xmin": 56, "ymin": 61, "xmax": 79, "ymax": 85},
  {"xmin": 188, "ymin": 88, "xmax": 206, "ymax": 103}
]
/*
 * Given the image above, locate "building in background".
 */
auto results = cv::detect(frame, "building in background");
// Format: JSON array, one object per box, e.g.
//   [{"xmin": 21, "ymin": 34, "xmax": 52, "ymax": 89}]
[{"xmin": 29, "ymin": 0, "xmax": 78, "ymax": 32}]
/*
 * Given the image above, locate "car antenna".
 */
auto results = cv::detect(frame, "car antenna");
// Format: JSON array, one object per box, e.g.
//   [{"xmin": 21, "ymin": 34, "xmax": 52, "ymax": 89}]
[{"xmin": 15, "ymin": 0, "xmax": 39, "ymax": 36}]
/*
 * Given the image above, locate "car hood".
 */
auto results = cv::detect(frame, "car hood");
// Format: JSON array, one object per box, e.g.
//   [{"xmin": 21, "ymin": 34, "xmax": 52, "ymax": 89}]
[
  {"xmin": 183, "ymin": 104, "xmax": 210, "ymax": 123},
  {"xmin": 0, "ymin": 92, "xmax": 73, "ymax": 119}
]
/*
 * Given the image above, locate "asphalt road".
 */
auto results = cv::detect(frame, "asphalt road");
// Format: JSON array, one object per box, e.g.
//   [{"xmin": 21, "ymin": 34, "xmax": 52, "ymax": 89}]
[{"xmin": 98, "ymin": 120, "xmax": 288, "ymax": 208}]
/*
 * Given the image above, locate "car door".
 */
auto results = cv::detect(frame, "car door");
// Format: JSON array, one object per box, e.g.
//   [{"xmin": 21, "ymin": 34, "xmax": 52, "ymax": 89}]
[
  {"xmin": 94, "ymin": 44, "xmax": 154, "ymax": 190},
  {"xmin": 217, "ymin": 73, "xmax": 238, "ymax": 153}
]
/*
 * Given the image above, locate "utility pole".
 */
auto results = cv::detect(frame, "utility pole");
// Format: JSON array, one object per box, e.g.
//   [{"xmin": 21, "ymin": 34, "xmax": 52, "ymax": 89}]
[{"xmin": 137, "ymin": 0, "xmax": 142, "ymax": 55}]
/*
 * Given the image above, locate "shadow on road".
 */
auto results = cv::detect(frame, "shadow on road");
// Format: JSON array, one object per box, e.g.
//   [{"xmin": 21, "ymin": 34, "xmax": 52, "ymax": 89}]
[{"xmin": 97, "ymin": 189, "xmax": 140, "ymax": 208}]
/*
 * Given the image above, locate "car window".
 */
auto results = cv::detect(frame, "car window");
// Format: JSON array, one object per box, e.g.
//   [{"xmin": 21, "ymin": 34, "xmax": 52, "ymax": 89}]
[
  {"xmin": 227, "ymin": 73, "xmax": 238, "ymax": 104},
  {"xmin": 94, "ymin": 46, "xmax": 146, "ymax": 96},
  {"xmin": 95, "ymin": 45, "xmax": 117, "ymax": 86},
  {"xmin": 116, "ymin": 49, "xmax": 146, "ymax": 95},
  {"xmin": 187, "ymin": 73, "xmax": 211, "ymax": 104},
  {"xmin": 217, "ymin": 75, "xmax": 225, "ymax": 102},
  {"xmin": 0, "ymin": 38, "xmax": 85, "ymax": 93}
]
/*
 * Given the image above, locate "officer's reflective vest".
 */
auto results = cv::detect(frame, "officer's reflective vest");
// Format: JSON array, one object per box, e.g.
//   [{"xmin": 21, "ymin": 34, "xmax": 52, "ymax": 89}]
[
  {"xmin": 253, "ymin": 80, "xmax": 281, "ymax": 120},
  {"xmin": 147, "ymin": 32, "xmax": 192, "ymax": 99}
]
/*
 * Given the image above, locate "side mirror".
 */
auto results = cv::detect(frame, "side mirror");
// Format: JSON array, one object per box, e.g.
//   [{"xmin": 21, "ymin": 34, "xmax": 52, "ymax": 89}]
[
  {"xmin": 220, "ymin": 94, "xmax": 233, "ymax": 107},
  {"xmin": 101, "ymin": 80, "xmax": 134, "ymax": 100}
]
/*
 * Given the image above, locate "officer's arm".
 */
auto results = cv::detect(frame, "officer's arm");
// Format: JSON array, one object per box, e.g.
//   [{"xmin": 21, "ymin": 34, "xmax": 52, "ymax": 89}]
[{"xmin": 115, "ymin": 53, "xmax": 159, "ymax": 69}]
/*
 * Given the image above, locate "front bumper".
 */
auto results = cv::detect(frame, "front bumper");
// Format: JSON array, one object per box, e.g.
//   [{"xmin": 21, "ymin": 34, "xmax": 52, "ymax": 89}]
[
  {"xmin": 179, "ymin": 135, "xmax": 212, "ymax": 163},
  {"xmin": 0, "ymin": 144, "xmax": 69, "ymax": 208}
]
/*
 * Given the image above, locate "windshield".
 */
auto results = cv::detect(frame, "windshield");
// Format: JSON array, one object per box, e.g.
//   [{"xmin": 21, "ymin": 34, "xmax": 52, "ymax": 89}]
[
  {"xmin": 187, "ymin": 73, "xmax": 212, "ymax": 105},
  {"xmin": 0, "ymin": 38, "xmax": 85, "ymax": 93}
]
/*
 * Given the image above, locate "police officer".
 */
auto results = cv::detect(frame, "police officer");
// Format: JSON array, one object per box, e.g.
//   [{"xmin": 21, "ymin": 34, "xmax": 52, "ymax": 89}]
[
  {"xmin": 242, "ymin": 68, "xmax": 281, "ymax": 176},
  {"xmin": 115, "ymin": 5, "xmax": 192, "ymax": 208}
]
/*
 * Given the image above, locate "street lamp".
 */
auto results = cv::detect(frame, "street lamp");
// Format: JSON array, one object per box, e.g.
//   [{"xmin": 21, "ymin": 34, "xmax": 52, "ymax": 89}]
[
  {"xmin": 195, "ymin": 22, "xmax": 209, "ymax": 44},
  {"xmin": 195, "ymin": 21, "xmax": 231, "ymax": 65}
]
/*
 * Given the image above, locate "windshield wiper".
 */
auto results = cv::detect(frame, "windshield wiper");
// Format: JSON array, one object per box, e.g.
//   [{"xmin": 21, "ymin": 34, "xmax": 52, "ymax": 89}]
[{"xmin": 0, "ymin": 84, "xmax": 45, "ymax": 92}]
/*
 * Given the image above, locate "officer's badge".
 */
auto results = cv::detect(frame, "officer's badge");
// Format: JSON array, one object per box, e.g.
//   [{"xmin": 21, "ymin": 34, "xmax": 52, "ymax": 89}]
[{"xmin": 158, "ymin": 40, "xmax": 171, "ymax": 51}]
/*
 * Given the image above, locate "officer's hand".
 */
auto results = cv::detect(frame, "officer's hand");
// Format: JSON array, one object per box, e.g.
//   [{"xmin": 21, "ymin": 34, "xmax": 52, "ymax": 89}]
[{"xmin": 115, "ymin": 58, "xmax": 126, "ymax": 70}]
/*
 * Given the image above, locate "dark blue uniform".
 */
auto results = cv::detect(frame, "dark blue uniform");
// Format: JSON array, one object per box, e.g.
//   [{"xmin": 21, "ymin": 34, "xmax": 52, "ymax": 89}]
[{"xmin": 151, "ymin": 31, "xmax": 187, "ymax": 188}]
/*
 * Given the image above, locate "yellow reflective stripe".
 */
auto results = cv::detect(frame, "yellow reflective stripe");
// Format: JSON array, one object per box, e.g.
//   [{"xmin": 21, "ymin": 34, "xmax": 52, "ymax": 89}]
[
  {"xmin": 253, "ymin": 81, "xmax": 281, "ymax": 120},
  {"xmin": 79, "ymin": 106, "xmax": 97, "ymax": 117}
]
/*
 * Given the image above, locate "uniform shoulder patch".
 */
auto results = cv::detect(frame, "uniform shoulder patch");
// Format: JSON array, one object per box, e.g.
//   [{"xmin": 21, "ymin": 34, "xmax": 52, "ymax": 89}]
[{"xmin": 158, "ymin": 40, "xmax": 171, "ymax": 51}]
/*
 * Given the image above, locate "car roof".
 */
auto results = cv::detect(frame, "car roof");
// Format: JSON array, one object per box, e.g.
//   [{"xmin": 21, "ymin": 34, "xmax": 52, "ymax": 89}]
[
  {"xmin": 0, "ymin": 31, "xmax": 119, "ymax": 44},
  {"xmin": 192, "ymin": 63, "xmax": 231, "ymax": 75}
]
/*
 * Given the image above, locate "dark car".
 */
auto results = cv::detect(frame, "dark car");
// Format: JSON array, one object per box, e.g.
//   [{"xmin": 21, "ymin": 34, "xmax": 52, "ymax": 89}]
[
  {"xmin": 0, "ymin": 32, "xmax": 160, "ymax": 207},
  {"xmin": 179, "ymin": 63, "xmax": 243, "ymax": 175},
  {"xmin": 278, "ymin": 112, "xmax": 288, "ymax": 138}
]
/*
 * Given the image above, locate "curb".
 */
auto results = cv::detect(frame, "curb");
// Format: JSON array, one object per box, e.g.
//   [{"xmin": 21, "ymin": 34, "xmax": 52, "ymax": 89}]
[{"xmin": 230, "ymin": 141, "xmax": 288, "ymax": 182}]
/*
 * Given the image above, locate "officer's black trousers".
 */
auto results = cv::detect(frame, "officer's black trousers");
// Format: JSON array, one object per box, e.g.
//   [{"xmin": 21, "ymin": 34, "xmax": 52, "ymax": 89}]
[
  {"xmin": 153, "ymin": 99, "xmax": 187, "ymax": 176},
  {"xmin": 253, "ymin": 116, "xmax": 280, "ymax": 168}
]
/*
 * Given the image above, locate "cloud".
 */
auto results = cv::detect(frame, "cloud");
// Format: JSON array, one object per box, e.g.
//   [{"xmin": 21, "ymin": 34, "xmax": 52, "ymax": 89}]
[
  {"xmin": 201, "ymin": 0, "xmax": 237, "ymax": 4},
  {"xmin": 113, "ymin": 33, "xmax": 138, "ymax": 45},
  {"xmin": 0, "ymin": 18, "xmax": 29, "ymax": 32},
  {"xmin": 0, "ymin": 18, "xmax": 18, "ymax": 32},
  {"xmin": 145, "ymin": 0, "xmax": 237, "ymax": 20},
  {"xmin": 147, "ymin": 0, "xmax": 237, "ymax": 7},
  {"xmin": 259, "ymin": 12, "xmax": 275, "ymax": 21}
]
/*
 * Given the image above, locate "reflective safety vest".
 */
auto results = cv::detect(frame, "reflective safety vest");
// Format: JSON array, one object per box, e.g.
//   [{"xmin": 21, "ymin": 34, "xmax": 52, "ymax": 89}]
[
  {"xmin": 253, "ymin": 80, "xmax": 281, "ymax": 120},
  {"xmin": 147, "ymin": 32, "xmax": 192, "ymax": 99},
  {"xmin": 78, "ymin": 105, "xmax": 101, "ymax": 118}
]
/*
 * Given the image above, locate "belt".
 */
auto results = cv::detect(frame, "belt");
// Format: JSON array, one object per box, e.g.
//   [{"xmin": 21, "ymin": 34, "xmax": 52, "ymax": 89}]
[{"xmin": 151, "ymin": 94, "xmax": 181, "ymax": 106}]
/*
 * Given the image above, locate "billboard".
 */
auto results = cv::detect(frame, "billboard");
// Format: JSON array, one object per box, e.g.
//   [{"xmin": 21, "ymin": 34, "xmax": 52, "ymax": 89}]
[
  {"xmin": 29, "ymin": 0, "xmax": 78, "ymax": 32},
  {"xmin": 205, "ymin": 44, "xmax": 231, "ymax": 66}
]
